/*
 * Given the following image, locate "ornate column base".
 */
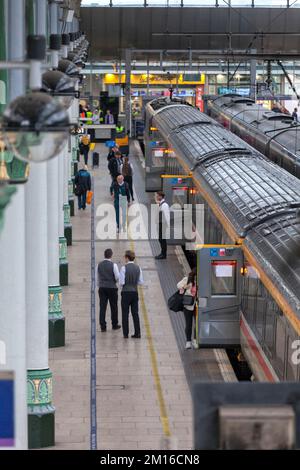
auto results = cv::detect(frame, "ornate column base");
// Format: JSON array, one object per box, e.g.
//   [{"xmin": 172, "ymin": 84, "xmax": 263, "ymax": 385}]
[
  {"xmin": 48, "ymin": 286, "xmax": 65, "ymax": 348},
  {"xmin": 64, "ymin": 203, "xmax": 72, "ymax": 246},
  {"xmin": 59, "ymin": 237, "xmax": 68, "ymax": 286},
  {"xmin": 27, "ymin": 369, "xmax": 55, "ymax": 449}
]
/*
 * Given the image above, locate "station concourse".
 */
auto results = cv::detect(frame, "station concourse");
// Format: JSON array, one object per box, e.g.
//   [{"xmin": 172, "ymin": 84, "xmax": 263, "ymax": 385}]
[{"xmin": 1, "ymin": 0, "xmax": 300, "ymax": 456}]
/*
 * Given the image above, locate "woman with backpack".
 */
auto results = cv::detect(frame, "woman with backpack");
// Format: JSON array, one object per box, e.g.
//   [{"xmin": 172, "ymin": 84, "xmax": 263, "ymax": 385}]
[
  {"xmin": 177, "ymin": 267, "xmax": 197, "ymax": 350},
  {"xmin": 121, "ymin": 157, "xmax": 134, "ymax": 202}
]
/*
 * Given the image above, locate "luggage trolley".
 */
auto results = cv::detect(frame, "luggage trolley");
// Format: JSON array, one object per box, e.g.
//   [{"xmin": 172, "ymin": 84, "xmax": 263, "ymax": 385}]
[{"xmin": 195, "ymin": 244, "xmax": 243, "ymax": 348}]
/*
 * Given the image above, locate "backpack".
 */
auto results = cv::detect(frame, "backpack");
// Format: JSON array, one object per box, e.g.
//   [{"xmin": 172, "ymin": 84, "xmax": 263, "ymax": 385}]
[
  {"xmin": 167, "ymin": 291, "xmax": 184, "ymax": 312},
  {"xmin": 122, "ymin": 163, "xmax": 132, "ymax": 177}
]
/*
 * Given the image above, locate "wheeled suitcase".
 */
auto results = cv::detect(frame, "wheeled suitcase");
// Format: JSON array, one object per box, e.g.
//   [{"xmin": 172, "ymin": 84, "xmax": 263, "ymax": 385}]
[{"xmin": 92, "ymin": 152, "xmax": 99, "ymax": 168}]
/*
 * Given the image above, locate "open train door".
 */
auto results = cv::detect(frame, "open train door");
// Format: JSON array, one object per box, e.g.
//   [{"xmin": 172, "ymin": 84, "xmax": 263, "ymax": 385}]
[{"xmin": 196, "ymin": 245, "xmax": 243, "ymax": 347}]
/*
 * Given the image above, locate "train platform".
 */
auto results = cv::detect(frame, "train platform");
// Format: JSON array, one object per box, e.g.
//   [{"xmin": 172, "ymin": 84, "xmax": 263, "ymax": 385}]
[{"xmin": 48, "ymin": 142, "xmax": 236, "ymax": 451}]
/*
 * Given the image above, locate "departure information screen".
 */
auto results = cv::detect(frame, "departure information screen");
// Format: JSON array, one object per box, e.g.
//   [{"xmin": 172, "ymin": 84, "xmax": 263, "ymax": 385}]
[{"xmin": 0, "ymin": 372, "xmax": 14, "ymax": 447}]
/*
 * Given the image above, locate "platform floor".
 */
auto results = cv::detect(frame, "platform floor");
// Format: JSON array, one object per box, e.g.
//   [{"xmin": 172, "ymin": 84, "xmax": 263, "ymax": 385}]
[{"xmin": 49, "ymin": 142, "xmax": 235, "ymax": 451}]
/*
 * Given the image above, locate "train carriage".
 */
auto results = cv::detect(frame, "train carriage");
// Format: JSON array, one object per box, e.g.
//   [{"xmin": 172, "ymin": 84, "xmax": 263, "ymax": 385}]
[{"xmin": 145, "ymin": 97, "xmax": 300, "ymax": 382}]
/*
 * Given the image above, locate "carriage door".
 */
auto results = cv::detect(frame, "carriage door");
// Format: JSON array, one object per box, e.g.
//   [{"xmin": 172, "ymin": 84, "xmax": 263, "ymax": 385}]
[
  {"xmin": 196, "ymin": 245, "xmax": 243, "ymax": 347},
  {"xmin": 162, "ymin": 175, "xmax": 194, "ymax": 245}
]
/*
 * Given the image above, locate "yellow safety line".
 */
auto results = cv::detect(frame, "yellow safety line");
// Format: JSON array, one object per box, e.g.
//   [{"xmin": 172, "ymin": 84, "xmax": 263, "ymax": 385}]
[{"xmin": 128, "ymin": 233, "xmax": 171, "ymax": 438}]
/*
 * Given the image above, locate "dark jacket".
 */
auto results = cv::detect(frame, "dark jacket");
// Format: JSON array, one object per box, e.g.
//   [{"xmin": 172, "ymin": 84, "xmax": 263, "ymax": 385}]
[
  {"xmin": 110, "ymin": 181, "xmax": 130, "ymax": 204},
  {"xmin": 107, "ymin": 149, "xmax": 114, "ymax": 162},
  {"xmin": 108, "ymin": 157, "xmax": 122, "ymax": 178},
  {"xmin": 75, "ymin": 169, "xmax": 91, "ymax": 192}
]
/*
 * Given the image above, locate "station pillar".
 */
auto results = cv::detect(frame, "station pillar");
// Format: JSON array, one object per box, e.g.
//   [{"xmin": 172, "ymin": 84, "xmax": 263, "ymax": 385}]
[
  {"xmin": 25, "ymin": 0, "xmax": 56, "ymax": 448},
  {"xmin": 0, "ymin": 0, "xmax": 28, "ymax": 450},
  {"xmin": 59, "ymin": 146, "xmax": 69, "ymax": 286},
  {"xmin": 48, "ymin": 0, "xmax": 66, "ymax": 347},
  {"xmin": 64, "ymin": 138, "xmax": 72, "ymax": 246}
]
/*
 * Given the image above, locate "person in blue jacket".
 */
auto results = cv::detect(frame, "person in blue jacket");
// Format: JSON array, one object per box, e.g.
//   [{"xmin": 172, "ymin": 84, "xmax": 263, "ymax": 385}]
[
  {"xmin": 74, "ymin": 164, "xmax": 91, "ymax": 210},
  {"xmin": 110, "ymin": 174, "xmax": 130, "ymax": 232}
]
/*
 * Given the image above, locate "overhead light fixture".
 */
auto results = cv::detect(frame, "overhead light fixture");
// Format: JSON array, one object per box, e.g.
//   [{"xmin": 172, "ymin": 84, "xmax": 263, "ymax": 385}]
[
  {"xmin": 58, "ymin": 59, "xmax": 81, "ymax": 79},
  {"xmin": 68, "ymin": 52, "xmax": 86, "ymax": 69},
  {"xmin": 41, "ymin": 70, "xmax": 79, "ymax": 109},
  {"xmin": 1, "ymin": 92, "xmax": 70, "ymax": 163}
]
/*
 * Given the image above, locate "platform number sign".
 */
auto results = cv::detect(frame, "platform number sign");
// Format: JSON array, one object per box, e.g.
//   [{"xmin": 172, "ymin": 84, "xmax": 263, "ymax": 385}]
[{"xmin": 0, "ymin": 372, "xmax": 14, "ymax": 447}]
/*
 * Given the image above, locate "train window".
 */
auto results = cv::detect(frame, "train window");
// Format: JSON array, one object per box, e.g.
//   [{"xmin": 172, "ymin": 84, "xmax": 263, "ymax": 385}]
[
  {"xmin": 254, "ymin": 294, "xmax": 266, "ymax": 342},
  {"xmin": 211, "ymin": 260, "xmax": 236, "ymax": 296},
  {"xmin": 274, "ymin": 317, "xmax": 286, "ymax": 380},
  {"xmin": 286, "ymin": 335, "xmax": 299, "ymax": 381}
]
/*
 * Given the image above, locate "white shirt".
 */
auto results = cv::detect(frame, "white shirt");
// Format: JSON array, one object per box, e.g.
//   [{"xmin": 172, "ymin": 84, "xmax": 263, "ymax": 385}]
[
  {"xmin": 97, "ymin": 259, "xmax": 120, "ymax": 287},
  {"xmin": 159, "ymin": 199, "xmax": 170, "ymax": 227},
  {"xmin": 119, "ymin": 262, "xmax": 144, "ymax": 287}
]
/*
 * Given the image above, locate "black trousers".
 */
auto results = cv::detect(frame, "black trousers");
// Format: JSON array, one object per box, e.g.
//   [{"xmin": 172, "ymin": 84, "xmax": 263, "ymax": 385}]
[
  {"xmin": 83, "ymin": 148, "xmax": 89, "ymax": 165},
  {"xmin": 183, "ymin": 308, "xmax": 195, "ymax": 342},
  {"xmin": 121, "ymin": 291, "xmax": 140, "ymax": 337},
  {"xmin": 159, "ymin": 236, "xmax": 167, "ymax": 257},
  {"xmin": 99, "ymin": 288, "xmax": 118, "ymax": 329},
  {"xmin": 124, "ymin": 175, "xmax": 134, "ymax": 200}
]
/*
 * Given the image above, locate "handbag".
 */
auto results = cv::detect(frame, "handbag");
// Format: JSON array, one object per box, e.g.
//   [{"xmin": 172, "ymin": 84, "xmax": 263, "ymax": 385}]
[
  {"xmin": 168, "ymin": 291, "xmax": 184, "ymax": 312},
  {"xmin": 74, "ymin": 185, "xmax": 83, "ymax": 196},
  {"xmin": 86, "ymin": 190, "xmax": 93, "ymax": 205},
  {"xmin": 182, "ymin": 295, "xmax": 195, "ymax": 306}
]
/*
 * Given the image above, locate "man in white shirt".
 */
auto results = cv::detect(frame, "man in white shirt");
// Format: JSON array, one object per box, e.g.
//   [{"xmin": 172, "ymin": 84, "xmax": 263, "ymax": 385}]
[
  {"xmin": 119, "ymin": 250, "xmax": 144, "ymax": 339},
  {"xmin": 155, "ymin": 191, "xmax": 170, "ymax": 260},
  {"xmin": 97, "ymin": 248, "xmax": 121, "ymax": 332}
]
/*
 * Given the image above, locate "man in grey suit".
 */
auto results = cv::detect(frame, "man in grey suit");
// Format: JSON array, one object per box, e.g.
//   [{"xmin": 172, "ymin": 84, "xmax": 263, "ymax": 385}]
[
  {"xmin": 119, "ymin": 250, "xmax": 144, "ymax": 339},
  {"xmin": 97, "ymin": 248, "xmax": 121, "ymax": 332}
]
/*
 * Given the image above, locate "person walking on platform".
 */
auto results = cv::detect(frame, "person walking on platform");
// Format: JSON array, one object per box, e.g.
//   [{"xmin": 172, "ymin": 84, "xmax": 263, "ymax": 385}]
[
  {"xmin": 177, "ymin": 268, "xmax": 197, "ymax": 350},
  {"xmin": 292, "ymin": 107, "xmax": 298, "ymax": 123},
  {"xmin": 74, "ymin": 164, "xmax": 91, "ymax": 211},
  {"xmin": 121, "ymin": 157, "xmax": 134, "ymax": 202},
  {"xmin": 97, "ymin": 249, "xmax": 121, "ymax": 332},
  {"xmin": 80, "ymin": 133, "xmax": 91, "ymax": 166},
  {"xmin": 107, "ymin": 145, "xmax": 118, "ymax": 163},
  {"xmin": 119, "ymin": 250, "xmax": 144, "ymax": 339},
  {"xmin": 108, "ymin": 151, "xmax": 122, "ymax": 181},
  {"xmin": 110, "ymin": 175, "xmax": 130, "ymax": 232},
  {"xmin": 155, "ymin": 191, "xmax": 170, "ymax": 260}
]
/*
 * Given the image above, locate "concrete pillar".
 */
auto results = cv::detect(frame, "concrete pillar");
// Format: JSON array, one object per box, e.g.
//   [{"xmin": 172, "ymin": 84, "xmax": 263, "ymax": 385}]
[
  {"xmin": 125, "ymin": 48, "xmax": 131, "ymax": 137},
  {"xmin": 59, "ymin": 145, "xmax": 68, "ymax": 287},
  {"xmin": 64, "ymin": 134, "xmax": 72, "ymax": 246},
  {"xmin": 24, "ymin": 0, "xmax": 55, "ymax": 448},
  {"xmin": 48, "ymin": 0, "xmax": 66, "ymax": 346},
  {"xmin": 0, "ymin": 0, "xmax": 27, "ymax": 450}
]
